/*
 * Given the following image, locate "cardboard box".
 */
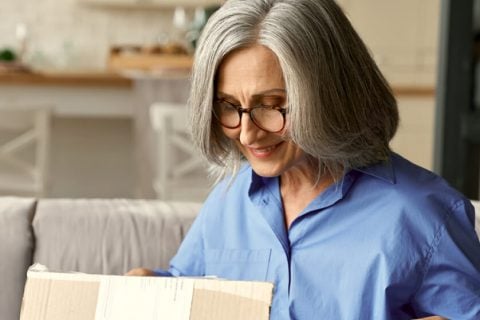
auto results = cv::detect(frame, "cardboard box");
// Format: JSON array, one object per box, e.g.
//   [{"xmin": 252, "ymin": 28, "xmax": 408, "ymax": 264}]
[{"xmin": 20, "ymin": 271, "xmax": 274, "ymax": 320}]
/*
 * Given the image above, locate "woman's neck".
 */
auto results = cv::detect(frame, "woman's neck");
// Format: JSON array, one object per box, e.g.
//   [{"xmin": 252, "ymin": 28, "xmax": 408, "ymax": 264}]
[{"xmin": 280, "ymin": 165, "xmax": 335, "ymax": 229}]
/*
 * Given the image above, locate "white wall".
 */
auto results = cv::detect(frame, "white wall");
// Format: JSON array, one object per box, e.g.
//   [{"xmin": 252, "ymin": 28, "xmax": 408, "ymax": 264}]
[
  {"xmin": 391, "ymin": 97, "xmax": 436, "ymax": 170},
  {"xmin": 0, "ymin": 0, "xmax": 440, "ymax": 75},
  {"xmin": 0, "ymin": 0, "xmax": 174, "ymax": 70},
  {"xmin": 339, "ymin": 0, "xmax": 440, "ymax": 87}
]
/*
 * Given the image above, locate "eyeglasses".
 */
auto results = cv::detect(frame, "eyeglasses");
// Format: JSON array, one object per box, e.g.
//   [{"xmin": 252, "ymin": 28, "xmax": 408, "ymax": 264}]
[{"xmin": 213, "ymin": 99, "xmax": 287, "ymax": 133}]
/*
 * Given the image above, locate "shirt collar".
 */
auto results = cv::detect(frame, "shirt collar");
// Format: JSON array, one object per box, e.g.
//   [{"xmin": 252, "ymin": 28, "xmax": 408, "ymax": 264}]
[
  {"xmin": 247, "ymin": 154, "xmax": 396, "ymax": 209},
  {"xmin": 248, "ymin": 166, "xmax": 353, "ymax": 211},
  {"xmin": 248, "ymin": 169, "xmax": 265, "ymax": 200}
]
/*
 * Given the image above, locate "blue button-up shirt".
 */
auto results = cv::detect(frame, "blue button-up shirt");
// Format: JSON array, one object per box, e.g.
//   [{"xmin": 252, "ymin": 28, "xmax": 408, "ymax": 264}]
[{"xmin": 164, "ymin": 153, "xmax": 480, "ymax": 319}]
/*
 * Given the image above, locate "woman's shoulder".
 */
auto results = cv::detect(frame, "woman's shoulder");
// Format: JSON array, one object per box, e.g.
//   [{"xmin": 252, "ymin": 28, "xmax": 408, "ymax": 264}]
[
  {"xmin": 202, "ymin": 163, "xmax": 254, "ymax": 207},
  {"xmin": 353, "ymin": 153, "xmax": 474, "ymax": 231},
  {"xmin": 369, "ymin": 153, "xmax": 475, "ymax": 235},
  {"xmin": 389, "ymin": 153, "xmax": 469, "ymax": 209},
  {"xmin": 211, "ymin": 162, "xmax": 252, "ymax": 190}
]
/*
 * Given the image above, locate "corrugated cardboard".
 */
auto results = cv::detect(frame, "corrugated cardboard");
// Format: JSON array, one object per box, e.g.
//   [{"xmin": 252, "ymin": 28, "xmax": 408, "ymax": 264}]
[{"xmin": 20, "ymin": 271, "xmax": 273, "ymax": 320}]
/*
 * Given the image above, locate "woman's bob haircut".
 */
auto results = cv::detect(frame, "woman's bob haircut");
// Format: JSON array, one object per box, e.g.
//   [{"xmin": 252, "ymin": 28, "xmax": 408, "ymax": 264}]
[{"xmin": 189, "ymin": 0, "xmax": 398, "ymax": 183}]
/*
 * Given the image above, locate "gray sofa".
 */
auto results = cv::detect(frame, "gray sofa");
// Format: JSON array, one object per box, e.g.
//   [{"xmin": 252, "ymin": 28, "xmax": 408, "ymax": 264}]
[
  {"xmin": 0, "ymin": 197, "xmax": 202, "ymax": 320},
  {"xmin": 1, "ymin": 197, "xmax": 479, "ymax": 320}
]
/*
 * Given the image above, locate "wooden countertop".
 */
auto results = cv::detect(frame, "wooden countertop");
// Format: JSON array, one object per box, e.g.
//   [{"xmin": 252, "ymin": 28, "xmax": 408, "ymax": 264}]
[
  {"xmin": 0, "ymin": 70, "xmax": 133, "ymax": 87},
  {"xmin": 0, "ymin": 70, "xmax": 436, "ymax": 97},
  {"xmin": 392, "ymin": 86, "xmax": 435, "ymax": 97}
]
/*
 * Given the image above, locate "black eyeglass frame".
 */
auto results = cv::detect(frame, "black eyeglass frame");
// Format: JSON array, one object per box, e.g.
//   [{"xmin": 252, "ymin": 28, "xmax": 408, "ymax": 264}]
[{"xmin": 213, "ymin": 100, "xmax": 288, "ymax": 133}]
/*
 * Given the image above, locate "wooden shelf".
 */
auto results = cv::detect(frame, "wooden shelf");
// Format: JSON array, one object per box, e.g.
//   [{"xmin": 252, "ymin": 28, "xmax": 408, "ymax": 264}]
[
  {"xmin": 0, "ymin": 71, "xmax": 132, "ymax": 87},
  {"xmin": 108, "ymin": 53, "xmax": 193, "ymax": 72}
]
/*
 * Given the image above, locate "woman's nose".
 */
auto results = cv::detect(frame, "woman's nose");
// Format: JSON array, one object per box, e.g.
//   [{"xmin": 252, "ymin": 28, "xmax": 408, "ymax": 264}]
[{"xmin": 239, "ymin": 113, "xmax": 265, "ymax": 145}]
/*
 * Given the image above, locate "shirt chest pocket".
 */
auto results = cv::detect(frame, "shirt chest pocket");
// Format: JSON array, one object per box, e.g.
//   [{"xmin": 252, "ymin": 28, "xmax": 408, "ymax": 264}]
[{"xmin": 205, "ymin": 248, "xmax": 272, "ymax": 281}]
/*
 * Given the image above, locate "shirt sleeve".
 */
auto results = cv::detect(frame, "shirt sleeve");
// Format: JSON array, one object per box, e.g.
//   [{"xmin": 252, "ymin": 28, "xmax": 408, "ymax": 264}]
[
  {"xmin": 151, "ymin": 207, "xmax": 206, "ymax": 277},
  {"xmin": 412, "ymin": 199, "xmax": 480, "ymax": 318},
  {"xmin": 166, "ymin": 197, "xmax": 210, "ymax": 277}
]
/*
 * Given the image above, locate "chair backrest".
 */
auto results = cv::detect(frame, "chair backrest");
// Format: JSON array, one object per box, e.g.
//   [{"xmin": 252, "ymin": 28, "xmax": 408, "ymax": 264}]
[
  {"xmin": 149, "ymin": 102, "xmax": 209, "ymax": 201},
  {"xmin": 0, "ymin": 107, "xmax": 51, "ymax": 197}
]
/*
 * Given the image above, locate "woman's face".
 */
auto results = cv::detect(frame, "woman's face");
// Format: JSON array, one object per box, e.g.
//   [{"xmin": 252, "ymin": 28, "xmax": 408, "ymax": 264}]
[{"xmin": 215, "ymin": 45, "xmax": 308, "ymax": 178}]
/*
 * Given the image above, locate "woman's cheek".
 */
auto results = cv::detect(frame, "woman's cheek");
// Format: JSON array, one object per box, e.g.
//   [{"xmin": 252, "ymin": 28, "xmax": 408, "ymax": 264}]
[{"xmin": 222, "ymin": 127, "xmax": 240, "ymax": 140}]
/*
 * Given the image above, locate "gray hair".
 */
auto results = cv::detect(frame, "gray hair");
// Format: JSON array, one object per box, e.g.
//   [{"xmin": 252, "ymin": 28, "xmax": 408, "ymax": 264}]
[{"xmin": 189, "ymin": 0, "xmax": 398, "ymax": 183}]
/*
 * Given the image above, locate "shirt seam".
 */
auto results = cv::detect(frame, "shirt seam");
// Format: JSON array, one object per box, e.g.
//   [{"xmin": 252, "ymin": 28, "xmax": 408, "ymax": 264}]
[{"xmin": 415, "ymin": 199, "xmax": 464, "ymax": 292}]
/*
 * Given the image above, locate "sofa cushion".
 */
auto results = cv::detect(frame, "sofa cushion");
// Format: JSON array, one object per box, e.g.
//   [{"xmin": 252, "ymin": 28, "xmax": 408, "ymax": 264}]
[
  {"xmin": 33, "ymin": 199, "xmax": 201, "ymax": 275},
  {"xmin": 0, "ymin": 197, "xmax": 36, "ymax": 320}
]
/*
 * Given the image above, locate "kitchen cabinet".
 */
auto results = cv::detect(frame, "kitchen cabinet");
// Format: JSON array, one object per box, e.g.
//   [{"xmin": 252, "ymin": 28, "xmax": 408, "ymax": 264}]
[
  {"xmin": 79, "ymin": 0, "xmax": 223, "ymax": 9},
  {"xmin": 0, "ymin": 70, "xmax": 195, "ymax": 199},
  {"xmin": 391, "ymin": 95, "xmax": 436, "ymax": 171},
  {"xmin": 0, "ymin": 72, "xmax": 133, "ymax": 118}
]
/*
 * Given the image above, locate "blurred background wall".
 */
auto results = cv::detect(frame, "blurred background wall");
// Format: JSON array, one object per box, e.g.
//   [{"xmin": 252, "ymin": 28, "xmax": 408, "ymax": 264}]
[{"xmin": 0, "ymin": 0, "xmax": 446, "ymax": 199}]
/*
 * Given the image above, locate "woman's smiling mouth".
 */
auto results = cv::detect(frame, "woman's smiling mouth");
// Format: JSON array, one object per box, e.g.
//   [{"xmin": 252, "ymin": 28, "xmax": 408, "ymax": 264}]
[{"xmin": 245, "ymin": 142, "xmax": 283, "ymax": 158}]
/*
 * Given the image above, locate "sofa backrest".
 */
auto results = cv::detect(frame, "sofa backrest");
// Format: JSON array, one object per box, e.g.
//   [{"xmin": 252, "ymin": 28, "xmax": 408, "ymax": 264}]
[
  {"xmin": 32, "ymin": 199, "xmax": 201, "ymax": 274},
  {"xmin": 0, "ymin": 197, "xmax": 201, "ymax": 320}
]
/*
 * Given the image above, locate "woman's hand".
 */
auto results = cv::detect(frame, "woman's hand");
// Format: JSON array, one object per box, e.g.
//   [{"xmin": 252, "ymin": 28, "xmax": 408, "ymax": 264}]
[{"xmin": 125, "ymin": 267, "xmax": 155, "ymax": 276}]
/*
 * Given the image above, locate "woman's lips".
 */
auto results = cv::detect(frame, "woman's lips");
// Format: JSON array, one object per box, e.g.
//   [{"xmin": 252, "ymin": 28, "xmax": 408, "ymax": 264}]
[{"xmin": 246, "ymin": 142, "xmax": 283, "ymax": 158}]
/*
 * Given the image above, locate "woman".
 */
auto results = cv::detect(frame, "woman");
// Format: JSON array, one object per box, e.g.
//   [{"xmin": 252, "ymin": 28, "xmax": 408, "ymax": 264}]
[{"xmin": 129, "ymin": 0, "xmax": 480, "ymax": 319}]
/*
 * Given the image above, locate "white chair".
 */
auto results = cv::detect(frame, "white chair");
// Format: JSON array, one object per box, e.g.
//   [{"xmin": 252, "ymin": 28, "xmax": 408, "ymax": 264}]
[
  {"xmin": 0, "ymin": 107, "xmax": 51, "ymax": 197},
  {"xmin": 149, "ymin": 102, "xmax": 210, "ymax": 201}
]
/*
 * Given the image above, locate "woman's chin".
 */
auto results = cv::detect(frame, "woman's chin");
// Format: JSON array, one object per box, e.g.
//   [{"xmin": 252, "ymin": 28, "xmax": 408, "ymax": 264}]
[{"xmin": 251, "ymin": 164, "xmax": 282, "ymax": 178}]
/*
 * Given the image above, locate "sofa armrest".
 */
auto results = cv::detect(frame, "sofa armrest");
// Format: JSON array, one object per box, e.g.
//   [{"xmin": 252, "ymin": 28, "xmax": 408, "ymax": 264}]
[{"xmin": 0, "ymin": 197, "xmax": 36, "ymax": 320}]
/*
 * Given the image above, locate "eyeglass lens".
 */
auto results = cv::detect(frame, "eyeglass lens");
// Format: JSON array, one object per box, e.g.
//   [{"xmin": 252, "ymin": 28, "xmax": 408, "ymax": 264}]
[{"xmin": 214, "ymin": 101, "xmax": 285, "ymax": 133}]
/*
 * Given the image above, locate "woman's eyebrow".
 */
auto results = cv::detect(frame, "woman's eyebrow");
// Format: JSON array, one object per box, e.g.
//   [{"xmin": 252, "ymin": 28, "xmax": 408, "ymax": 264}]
[
  {"xmin": 252, "ymin": 88, "xmax": 286, "ymax": 98},
  {"xmin": 216, "ymin": 89, "xmax": 286, "ymax": 99},
  {"xmin": 216, "ymin": 92, "xmax": 237, "ymax": 100}
]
